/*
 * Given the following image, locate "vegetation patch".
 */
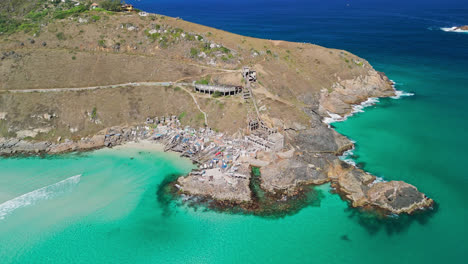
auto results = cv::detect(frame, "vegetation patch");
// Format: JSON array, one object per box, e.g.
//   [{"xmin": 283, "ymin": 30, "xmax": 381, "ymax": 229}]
[
  {"xmin": 178, "ymin": 111, "xmax": 187, "ymax": 120},
  {"xmin": 56, "ymin": 32, "xmax": 66, "ymax": 40},
  {"xmin": 98, "ymin": 39, "xmax": 106, "ymax": 48},
  {"xmin": 190, "ymin": 47, "xmax": 199, "ymax": 57},
  {"xmin": 195, "ymin": 77, "xmax": 210, "ymax": 85}
]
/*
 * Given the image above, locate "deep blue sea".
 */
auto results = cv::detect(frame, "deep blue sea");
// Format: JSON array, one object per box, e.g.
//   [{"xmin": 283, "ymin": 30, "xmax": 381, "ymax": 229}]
[{"xmin": 1, "ymin": 0, "xmax": 467, "ymax": 263}]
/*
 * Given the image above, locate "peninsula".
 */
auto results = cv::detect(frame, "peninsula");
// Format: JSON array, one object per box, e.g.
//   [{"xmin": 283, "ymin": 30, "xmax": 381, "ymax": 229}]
[{"xmin": 0, "ymin": 1, "xmax": 433, "ymax": 216}]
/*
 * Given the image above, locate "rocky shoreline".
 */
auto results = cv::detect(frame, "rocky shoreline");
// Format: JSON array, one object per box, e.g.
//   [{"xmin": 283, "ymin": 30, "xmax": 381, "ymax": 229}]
[{"xmin": 0, "ymin": 102, "xmax": 434, "ymax": 216}]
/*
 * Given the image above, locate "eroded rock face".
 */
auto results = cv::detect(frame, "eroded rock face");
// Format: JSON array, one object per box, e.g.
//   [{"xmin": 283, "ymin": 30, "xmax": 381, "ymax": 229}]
[
  {"xmin": 48, "ymin": 134, "xmax": 105, "ymax": 154},
  {"xmin": 0, "ymin": 138, "xmax": 51, "ymax": 154},
  {"xmin": 328, "ymin": 160, "xmax": 375, "ymax": 207},
  {"xmin": 291, "ymin": 125, "xmax": 353, "ymax": 154},
  {"xmin": 177, "ymin": 166, "xmax": 252, "ymax": 202},
  {"xmin": 260, "ymin": 156, "xmax": 329, "ymax": 194},
  {"xmin": 327, "ymin": 160, "xmax": 433, "ymax": 214},
  {"xmin": 319, "ymin": 70, "xmax": 395, "ymax": 116},
  {"xmin": 0, "ymin": 132, "xmax": 106, "ymax": 155},
  {"xmin": 367, "ymin": 181, "xmax": 434, "ymax": 214}
]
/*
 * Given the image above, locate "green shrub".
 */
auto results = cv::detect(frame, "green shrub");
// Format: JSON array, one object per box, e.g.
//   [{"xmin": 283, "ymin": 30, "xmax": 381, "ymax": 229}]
[
  {"xmin": 72, "ymin": 56, "xmax": 76, "ymax": 60},
  {"xmin": 0, "ymin": 16, "xmax": 21, "ymax": 35},
  {"xmin": 190, "ymin": 47, "xmax": 199, "ymax": 57},
  {"xmin": 26, "ymin": 9, "xmax": 49, "ymax": 21},
  {"xmin": 100, "ymin": 0, "xmax": 122, "ymax": 12},
  {"xmin": 91, "ymin": 15, "xmax": 101, "ymax": 22},
  {"xmin": 91, "ymin": 107, "xmax": 97, "ymax": 119},
  {"xmin": 98, "ymin": 39, "xmax": 106, "ymax": 47},
  {"xmin": 219, "ymin": 46, "xmax": 230, "ymax": 53},
  {"xmin": 195, "ymin": 78, "xmax": 210, "ymax": 85},
  {"xmin": 158, "ymin": 35, "xmax": 169, "ymax": 48},
  {"xmin": 18, "ymin": 23, "xmax": 38, "ymax": 33},
  {"xmin": 178, "ymin": 111, "xmax": 187, "ymax": 120},
  {"xmin": 196, "ymin": 112, "xmax": 204, "ymax": 121},
  {"xmin": 53, "ymin": 5, "xmax": 88, "ymax": 19},
  {"xmin": 56, "ymin": 32, "xmax": 66, "ymax": 40},
  {"xmin": 212, "ymin": 91, "xmax": 223, "ymax": 98}
]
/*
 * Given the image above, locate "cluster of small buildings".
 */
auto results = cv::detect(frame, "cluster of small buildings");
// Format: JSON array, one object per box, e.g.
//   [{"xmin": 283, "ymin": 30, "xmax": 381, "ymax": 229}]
[
  {"xmin": 128, "ymin": 115, "xmax": 281, "ymax": 178},
  {"xmin": 90, "ymin": 2, "xmax": 134, "ymax": 11}
]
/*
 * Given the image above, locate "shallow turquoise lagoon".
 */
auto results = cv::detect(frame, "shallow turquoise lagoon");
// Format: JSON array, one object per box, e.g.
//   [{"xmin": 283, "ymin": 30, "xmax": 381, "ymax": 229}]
[{"xmin": 0, "ymin": 143, "xmax": 464, "ymax": 264}]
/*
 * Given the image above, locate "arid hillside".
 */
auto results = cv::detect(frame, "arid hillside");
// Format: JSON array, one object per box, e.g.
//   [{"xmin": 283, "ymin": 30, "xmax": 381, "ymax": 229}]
[{"xmin": 0, "ymin": 1, "xmax": 393, "ymax": 141}]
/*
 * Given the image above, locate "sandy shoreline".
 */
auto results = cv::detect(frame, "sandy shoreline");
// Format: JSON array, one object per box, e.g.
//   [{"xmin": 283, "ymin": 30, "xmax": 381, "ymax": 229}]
[
  {"xmin": 113, "ymin": 140, "xmax": 165, "ymax": 152},
  {"xmin": 112, "ymin": 139, "xmax": 197, "ymax": 165}
]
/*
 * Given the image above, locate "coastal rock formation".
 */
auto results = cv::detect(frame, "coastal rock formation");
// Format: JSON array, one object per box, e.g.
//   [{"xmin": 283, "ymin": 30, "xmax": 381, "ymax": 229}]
[
  {"xmin": 328, "ymin": 160, "xmax": 376, "ymax": 207},
  {"xmin": 1, "ymin": 130, "xmax": 109, "ymax": 155},
  {"xmin": 290, "ymin": 124, "xmax": 354, "ymax": 155},
  {"xmin": 367, "ymin": 181, "xmax": 434, "ymax": 214},
  {"xmin": 260, "ymin": 156, "xmax": 329, "ymax": 194},
  {"xmin": 48, "ymin": 134, "xmax": 106, "ymax": 153},
  {"xmin": 177, "ymin": 166, "xmax": 252, "ymax": 202},
  {"xmin": 327, "ymin": 159, "xmax": 433, "ymax": 214},
  {"xmin": 319, "ymin": 69, "xmax": 395, "ymax": 116},
  {"xmin": 0, "ymin": 138, "xmax": 51, "ymax": 154}
]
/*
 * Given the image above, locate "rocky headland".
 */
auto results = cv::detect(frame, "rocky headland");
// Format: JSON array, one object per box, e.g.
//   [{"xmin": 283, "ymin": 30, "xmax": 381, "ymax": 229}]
[{"xmin": 0, "ymin": 0, "xmax": 433, "ymax": 217}]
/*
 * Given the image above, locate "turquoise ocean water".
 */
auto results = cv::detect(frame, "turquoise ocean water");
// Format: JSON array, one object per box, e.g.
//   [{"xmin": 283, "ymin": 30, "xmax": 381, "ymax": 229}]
[{"xmin": 1, "ymin": 0, "xmax": 468, "ymax": 263}]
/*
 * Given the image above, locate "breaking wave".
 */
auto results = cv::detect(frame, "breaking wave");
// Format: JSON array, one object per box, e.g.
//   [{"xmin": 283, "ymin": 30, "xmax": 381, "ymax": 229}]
[
  {"xmin": 0, "ymin": 175, "xmax": 81, "ymax": 220},
  {"xmin": 339, "ymin": 145, "xmax": 357, "ymax": 166},
  {"xmin": 323, "ymin": 97, "xmax": 380, "ymax": 125},
  {"xmin": 324, "ymin": 80, "xmax": 414, "ymax": 125},
  {"xmin": 391, "ymin": 90, "xmax": 414, "ymax": 99}
]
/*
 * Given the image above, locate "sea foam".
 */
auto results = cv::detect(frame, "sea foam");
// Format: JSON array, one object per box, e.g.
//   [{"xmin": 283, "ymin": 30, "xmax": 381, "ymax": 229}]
[
  {"xmin": 339, "ymin": 144, "xmax": 357, "ymax": 166},
  {"xmin": 323, "ymin": 97, "xmax": 380, "ymax": 125},
  {"xmin": 391, "ymin": 90, "xmax": 414, "ymax": 99},
  {"xmin": 0, "ymin": 174, "xmax": 81, "ymax": 220},
  {"xmin": 441, "ymin": 27, "xmax": 468, "ymax": 33},
  {"xmin": 324, "ymin": 80, "xmax": 413, "ymax": 125}
]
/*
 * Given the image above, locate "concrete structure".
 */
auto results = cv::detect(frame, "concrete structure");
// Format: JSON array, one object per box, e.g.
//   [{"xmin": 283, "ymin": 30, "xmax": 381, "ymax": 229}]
[
  {"xmin": 267, "ymin": 133, "xmax": 284, "ymax": 151},
  {"xmin": 193, "ymin": 83, "xmax": 243, "ymax": 96},
  {"xmin": 245, "ymin": 132, "xmax": 284, "ymax": 151},
  {"xmin": 242, "ymin": 67, "xmax": 257, "ymax": 82}
]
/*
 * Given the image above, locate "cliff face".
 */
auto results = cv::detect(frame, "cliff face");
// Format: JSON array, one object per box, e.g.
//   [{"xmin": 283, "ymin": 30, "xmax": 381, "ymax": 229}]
[{"xmin": 319, "ymin": 69, "xmax": 395, "ymax": 117}]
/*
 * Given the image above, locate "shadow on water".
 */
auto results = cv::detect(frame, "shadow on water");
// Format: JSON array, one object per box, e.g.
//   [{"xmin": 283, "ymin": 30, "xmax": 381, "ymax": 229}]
[
  {"xmin": 345, "ymin": 202, "xmax": 439, "ymax": 235},
  {"xmin": 156, "ymin": 173, "xmax": 184, "ymax": 217},
  {"xmin": 156, "ymin": 167, "xmax": 326, "ymax": 220}
]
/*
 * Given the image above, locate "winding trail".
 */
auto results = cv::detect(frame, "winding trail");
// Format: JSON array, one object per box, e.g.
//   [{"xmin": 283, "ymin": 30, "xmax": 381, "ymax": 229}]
[
  {"xmin": 3, "ymin": 82, "xmax": 179, "ymax": 93},
  {"xmin": 177, "ymin": 85, "xmax": 209, "ymax": 126}
]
